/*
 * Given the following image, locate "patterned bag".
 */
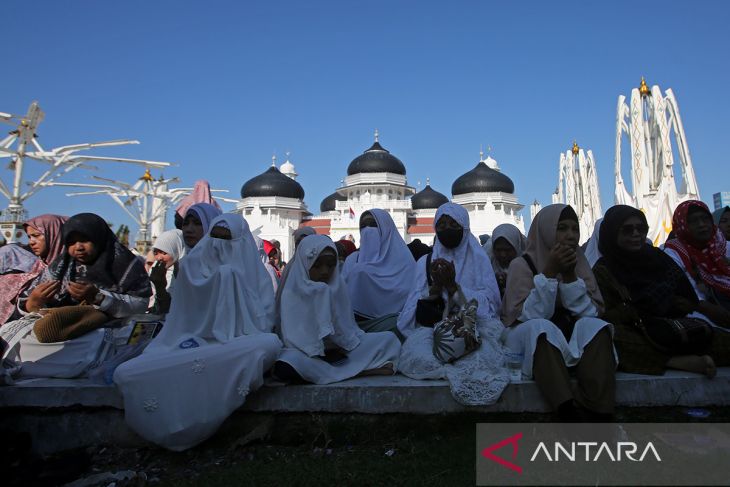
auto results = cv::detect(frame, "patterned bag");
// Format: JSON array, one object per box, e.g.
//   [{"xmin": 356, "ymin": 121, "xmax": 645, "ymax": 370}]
[{"xmin": 432, "ymin": 291, "xmax": 481, "ymax": 364}]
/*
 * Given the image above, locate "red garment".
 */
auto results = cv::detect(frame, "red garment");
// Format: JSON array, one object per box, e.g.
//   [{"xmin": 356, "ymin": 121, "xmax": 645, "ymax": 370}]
[
  {"xmin": 665, "ymin": 200, "xmax": 730, "ymax": 298},
  {"xmin": 337, "ymin": 239, "xmax": 357, "ymax": 257},
  {"xmin": 262, "ymin": 240, "xmax": 276, "ymax": 257}
]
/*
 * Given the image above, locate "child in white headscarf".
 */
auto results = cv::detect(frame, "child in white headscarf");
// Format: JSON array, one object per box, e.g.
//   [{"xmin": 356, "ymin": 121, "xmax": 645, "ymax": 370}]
[
  {"xmin": 488, "ymin": 223, "xmax": 527, "ymax": 297},
  {"xmin": 148, "ymin": 229, "xmax": 185, "ymax": 314},
  {"xmin": 274, "ymin": 235, "xmax": 400, "ymax": 384},
  {"xmin": 114, "ymin": 214, "xmax": 282, "ymax": 451}
]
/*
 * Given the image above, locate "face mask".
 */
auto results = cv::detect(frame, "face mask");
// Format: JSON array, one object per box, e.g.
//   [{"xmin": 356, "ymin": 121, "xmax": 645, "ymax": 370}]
[{"xmin": 436, "ymin": 228, "xmax": 463, "ymax": 249}]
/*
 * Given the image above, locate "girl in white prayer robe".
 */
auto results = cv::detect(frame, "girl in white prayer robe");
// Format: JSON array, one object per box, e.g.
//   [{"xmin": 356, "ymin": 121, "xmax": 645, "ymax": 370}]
[
  {"xmin": 114, "ymin": 214, "xmax": 282, "ymax": 451},
  {"xmin": 274, "ymin": 235, "xmax": 400, "ymax": 384}
]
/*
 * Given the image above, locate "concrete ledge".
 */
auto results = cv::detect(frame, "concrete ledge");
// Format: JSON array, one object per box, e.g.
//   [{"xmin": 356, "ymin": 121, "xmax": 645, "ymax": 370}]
[{"xmin": 2, "ymin": 369, "xmax": 729, "ymax": 413}]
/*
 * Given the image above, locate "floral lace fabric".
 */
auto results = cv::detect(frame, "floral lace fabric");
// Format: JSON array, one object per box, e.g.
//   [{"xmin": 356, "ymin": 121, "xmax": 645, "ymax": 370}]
[{"xmin": 398, "ymin": 318, "xmax": 510, "ymax": 406}]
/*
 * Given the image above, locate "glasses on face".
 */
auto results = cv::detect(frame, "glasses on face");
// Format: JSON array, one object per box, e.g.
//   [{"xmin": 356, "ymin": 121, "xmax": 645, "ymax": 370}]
[{"xmin": 620, "ymin": 223, "xmax": 649, "ymax": 236}]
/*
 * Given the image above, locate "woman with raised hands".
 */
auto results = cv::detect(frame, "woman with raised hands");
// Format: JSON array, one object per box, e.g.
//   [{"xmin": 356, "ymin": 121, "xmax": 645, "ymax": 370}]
[{"xmin": 501, "ymin": 204, "xmax": 616, "ymax": 421}]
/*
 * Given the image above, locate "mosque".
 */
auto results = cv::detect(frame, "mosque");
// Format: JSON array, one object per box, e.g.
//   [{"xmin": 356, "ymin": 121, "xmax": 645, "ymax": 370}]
[{"xmin": 239, "ymin": 133, "xmax": 525, "ymax": 261}]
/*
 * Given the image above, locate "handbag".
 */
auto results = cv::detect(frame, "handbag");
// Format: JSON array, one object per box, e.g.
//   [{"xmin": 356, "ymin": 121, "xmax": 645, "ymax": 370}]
[
  {"xmin": 432, "ymin": 289, "xmax": 481, "ymax": 364},
  {"xmin": 606, "ymin": 269, "xmax": 714, "ymax": 355},
  {"xmin": 33, "ymin": 305, "xmax": 109, "ymax": 343},
  {"xmin": 638, "ymin": 316, "xmax": 713, "ymax": 355}
]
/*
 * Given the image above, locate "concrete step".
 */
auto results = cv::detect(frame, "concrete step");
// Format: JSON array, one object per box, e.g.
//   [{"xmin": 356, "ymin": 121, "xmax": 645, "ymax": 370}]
[{"xmin": 2, "ymin": 368, "xmax": 729, "ymax": 413}]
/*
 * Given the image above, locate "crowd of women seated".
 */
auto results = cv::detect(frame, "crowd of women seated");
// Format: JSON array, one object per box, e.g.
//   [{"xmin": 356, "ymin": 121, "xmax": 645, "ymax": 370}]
[{"xmin": 1, "ymin": 193, "xmax": 729, "ymax": 450}]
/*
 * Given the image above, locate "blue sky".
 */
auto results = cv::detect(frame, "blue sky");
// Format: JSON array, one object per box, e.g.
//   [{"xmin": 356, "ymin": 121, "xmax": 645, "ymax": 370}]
[{"xmin": 3, "ymin": 1, "xmax": 728, "ymax": 233}]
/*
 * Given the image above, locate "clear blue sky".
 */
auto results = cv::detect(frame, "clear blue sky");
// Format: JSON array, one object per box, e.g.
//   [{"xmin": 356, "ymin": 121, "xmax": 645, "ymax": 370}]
[{"xmin": 3, "ymin": 0, "xmax": 729, "ymax": 233}]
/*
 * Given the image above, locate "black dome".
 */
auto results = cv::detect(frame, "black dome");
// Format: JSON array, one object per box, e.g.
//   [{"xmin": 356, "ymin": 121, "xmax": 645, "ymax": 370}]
[
  {"xmin": 346, "ymin": 141, "xmax": 406, "ymax": 176},
  {"xmin": 320, "ymin": 191, "xmax": 347, "ymax": 213},
  {"xmin": 451, "ymin": 161, "xmax": 514, "ymax": 195},
  {"xmin": 241, "ymin": 166, "xmax": 305, "ymax": 200},
  {"xmin": 411, "ymin": 185, "xmax": 449, "ymax": 210}
]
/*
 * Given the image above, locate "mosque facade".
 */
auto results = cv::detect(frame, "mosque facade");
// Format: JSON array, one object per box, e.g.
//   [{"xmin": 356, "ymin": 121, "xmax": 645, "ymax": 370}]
[{"xmin": 239, "ymin": 134, "xmax": 525, "ymax": 261}]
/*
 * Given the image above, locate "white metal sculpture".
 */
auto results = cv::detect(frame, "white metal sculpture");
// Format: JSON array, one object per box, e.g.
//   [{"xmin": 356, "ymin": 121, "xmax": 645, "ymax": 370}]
[
  {"xmin": 614, "ymin": 78, "xmax": 700, "ymax": 245},
  {"xmin": 45, "ymin": 170, "xmax": 236, "ymax": 249},
  {"xmin": 552, "ymin": 141, "xmax": 602, "ymax": 244},
  {"xmin": 0, "ymin": 101, "xmax": 171, "ymax": 242}
]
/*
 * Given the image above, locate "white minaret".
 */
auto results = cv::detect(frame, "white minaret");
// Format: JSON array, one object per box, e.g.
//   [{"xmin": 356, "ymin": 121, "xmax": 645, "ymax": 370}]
[
  {"xmin": 280, "ymin": 152, "xmax": 298, "ymax": 180},
  {"xmin": 614, "ymin": 77, "xmax": 700, "ymax": 245},
  {"xmin": 553, "ymin": 141, "xmax": 602, "ymax": 244}
]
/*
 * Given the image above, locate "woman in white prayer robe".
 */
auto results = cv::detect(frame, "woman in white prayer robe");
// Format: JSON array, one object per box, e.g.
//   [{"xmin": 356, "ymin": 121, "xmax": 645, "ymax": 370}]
[
  {"xmin": 397, "ymin": 203, "xmax": 510, "ymax": 406},
  {"xmin": 501, "ymin": 204, "xmax": 616, "ymax": 421},
  {"xmin": 273, "ymin": 235, "xmax": 400, "ymax": 384},
  {"xmin": 341, "ymin": 209, "xmax": 415, "ymax": 336},
  {"xmin": 114, "ymin": 214, "xmax": 282, "ymax": 451}
]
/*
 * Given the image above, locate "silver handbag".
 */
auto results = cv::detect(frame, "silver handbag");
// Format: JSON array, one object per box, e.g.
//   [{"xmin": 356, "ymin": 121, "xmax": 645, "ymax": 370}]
[{"xmin": 432, "ymin": 293, "xmax": 480, "ymax": 364}]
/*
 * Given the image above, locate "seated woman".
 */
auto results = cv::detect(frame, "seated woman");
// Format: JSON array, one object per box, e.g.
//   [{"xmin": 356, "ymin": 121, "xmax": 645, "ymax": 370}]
[
  {"xmin": 488, "ymin": 223, "xmax": 527, "ymax": 297},
  {"xmin": 341, "ymin": 209, "xmax": 415, "ymax": 335},
  {"xmin": 397, "ymin": 203, "xmax": 509, "ymax": 405},
  {"xmin": 664, "ymin": 200, "xmax": 730, "ymax": 324},
  {"xmin": 0, "ymin": 214, "xmax": 67, "ymax": 324},
  {"xmin": 148, "ymin": 229, "xmax": 185, "ymax": 314},
  {"xmin": 114, "ymin": 214, "xmax": 282, "ymax": 451},
  {"xmin": 273, "ymin": 234, "xmax": 400, "ymax": 384},
  {"xmin": 501, "ymin": 204, "xmax": 616, "ymax": 421},
  {"xmin": 181, "ymin": 202, "xmax": 222, "ymax": 250},
  {"xmin": 593, "ymin": 204, "xmax": 726, "ymax": 377},
  {"xmin": 19, "ymin": 213, "xmax": 151, "ymax": 319},
  {"xmin": 713, "ymin": 205, "xmax": 730, "ymax": 260}
]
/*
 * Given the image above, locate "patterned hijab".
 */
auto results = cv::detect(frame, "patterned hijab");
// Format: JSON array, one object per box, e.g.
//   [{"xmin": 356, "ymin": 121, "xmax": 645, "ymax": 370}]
[
  {"xmin": 501, "ymin": 204, "xmax": 603, "ymax": 326},
  {"xmin": 46, "ymin": 213, "xmax": 152, "ymax": 301},
  {"xmin": 665, "ymin": 200, "xmax": 730, "ymax": 298},
  {"xmin": 0, "ymin": 214, "xmax": 68, "ymax": 323}
]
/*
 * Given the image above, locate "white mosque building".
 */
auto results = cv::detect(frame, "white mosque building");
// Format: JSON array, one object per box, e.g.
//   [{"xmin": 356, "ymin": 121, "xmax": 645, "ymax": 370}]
[{"xmin": 238, "ymin": 134, "xmax": 525, "ymax": 260}]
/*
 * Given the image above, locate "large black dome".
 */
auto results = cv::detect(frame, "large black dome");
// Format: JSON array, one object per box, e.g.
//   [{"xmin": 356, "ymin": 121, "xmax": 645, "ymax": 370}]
[
  {"xmin": 346, "ymin": 141, "xmax": 406, "ymax": 176},
  {"xmin": 241, "ymin": 166, "xmax": 305, "ymax": 200},
  {"xmin": 320, "ymin": 191, "xmax": 347, "ymax": 213},
  {"xmin": 451, "ymin": 161, "xmax": 514, "ymax": 195},
  {"xmin": 411, "ymin": 184, "xmax": 449, "ymax": 210}
]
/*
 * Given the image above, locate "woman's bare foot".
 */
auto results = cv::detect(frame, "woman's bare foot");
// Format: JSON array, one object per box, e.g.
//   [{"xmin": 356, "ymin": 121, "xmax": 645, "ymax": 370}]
[
  {"xmin": 357, "ymin": 363, "xmax": 394, "ymax": 377},
  {"xmin": 666, "ymin": 354, "xmax": 716, "ymax": 378}
]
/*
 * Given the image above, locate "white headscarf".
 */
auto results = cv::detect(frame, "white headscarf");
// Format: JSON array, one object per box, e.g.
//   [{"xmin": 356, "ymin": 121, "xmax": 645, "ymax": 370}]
[
  {"xmin": 582, "ymin": 218, "xmax": 603, "ymax": 267},
  {"xmin": 397, "ymin": 203, "xmax": 502, "ymax": 337},
  {"xmin": 488, "ymin": 224, "xmax": 527, "ymax": 273},
  {"xmin": 341, "ymin": 208, "xmax": 415, "ymax": 318},
  {"xmin": 153, "ymin": 229, "xmax": 186, "ymax": 263},
  {"xmin": 278, "ymin": 235, "xmax": 362, "ymax": 357},
  {"xmin": 148, "ymin": 214, "xmax": 276, "ymax": 351}
]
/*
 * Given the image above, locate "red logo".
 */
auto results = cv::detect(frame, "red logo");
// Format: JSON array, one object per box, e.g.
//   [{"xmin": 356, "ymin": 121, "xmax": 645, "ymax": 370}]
[{"xmin": 481, "ymin": 432, "xmax": 523, "ymax": 474}]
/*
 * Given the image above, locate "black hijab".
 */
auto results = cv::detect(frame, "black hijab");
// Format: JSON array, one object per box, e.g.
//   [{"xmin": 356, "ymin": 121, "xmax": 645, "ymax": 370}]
[
  {"xmin": 46, "ymin": 213, "xmax": 151, "ymax": 301},
  {"xmin": 596, "ymin": 205, "xmax": 697, "ymax": 316}
]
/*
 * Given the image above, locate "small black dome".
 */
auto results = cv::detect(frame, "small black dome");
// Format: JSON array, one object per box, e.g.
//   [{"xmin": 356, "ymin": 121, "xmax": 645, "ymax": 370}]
[
  {"xmin": 411, "ymin": 185, "xmax": 449, "ymax": 210},
  {"xmin": 320, "ymin": 191, "xmax": 347, "ymax": 213},
  {"xmin": 241, "ymin": 166, "xmax": 305, "ymax": 200},
  {"xmin": 452, "ymin": 161, "xmax": 514, "ymax": 195},
  {"xmin": 346, "ymin": 141, "xmax": 406, "ymax": 176}
]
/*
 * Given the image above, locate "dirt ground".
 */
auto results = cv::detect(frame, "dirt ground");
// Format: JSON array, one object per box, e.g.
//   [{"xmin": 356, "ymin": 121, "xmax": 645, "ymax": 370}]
[{"xmin": 4, "ymin": 407, "xmax": 729, "ymax": 487}]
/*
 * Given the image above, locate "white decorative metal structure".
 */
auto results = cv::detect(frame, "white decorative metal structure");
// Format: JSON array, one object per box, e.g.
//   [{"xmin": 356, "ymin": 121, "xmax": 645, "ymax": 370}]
[
  {"xmin": 552, "ymin": 141, "xmax": 602, "ymax": 244},
  {"xmin": 0, "ymin": 101, "xmax": 172, "ymax": 242},
  {"xmin": 614, "ymin": 78, "xmax": 700, "ymax": 245},
  {"xmin": 45, "ymin": 170, "xmax": 236, "ymax": 250}
]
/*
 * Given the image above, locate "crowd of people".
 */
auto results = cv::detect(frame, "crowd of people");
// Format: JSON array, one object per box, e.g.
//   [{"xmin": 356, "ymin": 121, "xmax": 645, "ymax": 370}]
[{"xmin": 1, "ymin": 183, "xmax": 729, "ymax": 450}]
